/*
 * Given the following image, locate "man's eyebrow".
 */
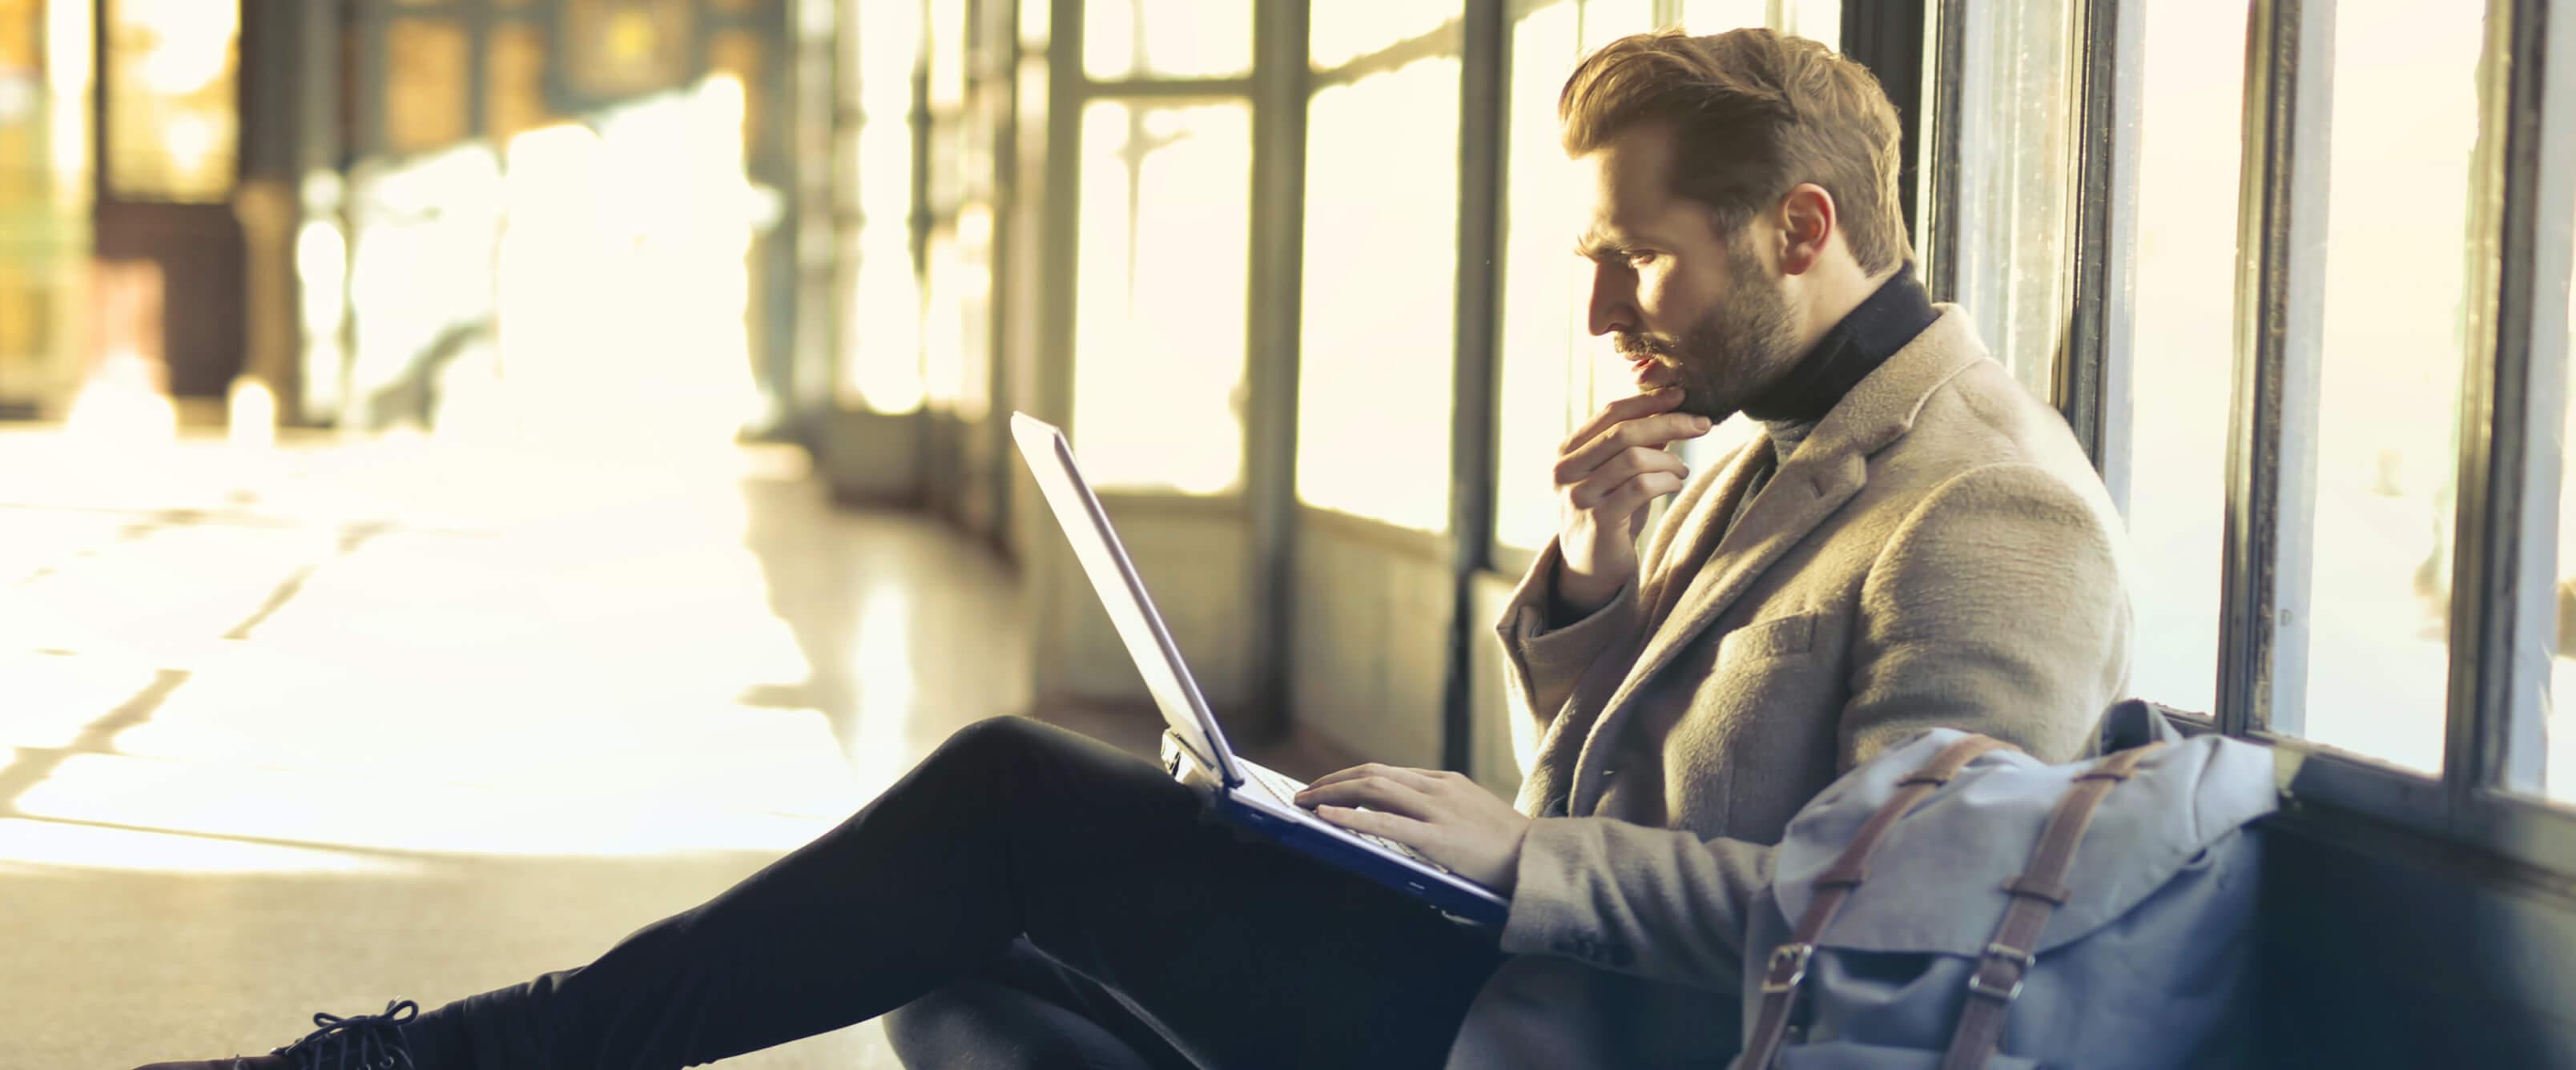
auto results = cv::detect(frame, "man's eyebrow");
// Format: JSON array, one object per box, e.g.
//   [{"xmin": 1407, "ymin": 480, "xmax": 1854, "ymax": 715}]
[{"xmin": 1572, "ymin": 230, "xmax": 1636, "ymax": 260}]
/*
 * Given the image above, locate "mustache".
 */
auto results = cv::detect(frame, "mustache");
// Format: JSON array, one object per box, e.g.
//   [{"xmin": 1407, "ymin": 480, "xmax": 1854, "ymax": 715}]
[{"xmin": 1615, "ymin": 334, "xmax": 1672, "ymax": 360}]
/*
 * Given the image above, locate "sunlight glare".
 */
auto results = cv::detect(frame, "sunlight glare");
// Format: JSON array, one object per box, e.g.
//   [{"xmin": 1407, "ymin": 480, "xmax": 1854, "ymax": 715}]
[
  {"xmin": 845, "ymin": 583, "xmax": 919, "ymax": 794},
  {"xmin": 226, "ymin": 376, "xmax": 276, "ymax": 451},
  {"xmin": 0, "ymin": 816, "xmax": 413, "ymax": 876},
  {"xmin": 64, "ymin": 352, "xmax": 178, "ymax": 451}
]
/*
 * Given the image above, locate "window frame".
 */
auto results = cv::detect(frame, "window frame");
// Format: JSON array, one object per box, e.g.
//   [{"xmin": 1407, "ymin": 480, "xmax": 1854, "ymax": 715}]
[
  {"xmin": 1069, "ymin": 0, "xmax": 2576, "ymax": 870},
  {"xmin": 1291, "ymin": 6, "xmax": 1472, "ymax": 532},
  {"xmin": 2058, "ymin": 0, "xmax": 2576, "ymax": 872},
  {"xmin": 1480, "ymin": 0, "xmax": 1578, "ymax": 585},
  {"xmin": 1463, "ymin": 0, "xmax": 2576, "ymax": 875},
  {"xmin": 1024, "ymin": 0, "xmax": 1302, "ymax": 738},
  {"xmin": 1057, "ymin": 1, "xmax": 1262, "ymax": 497}
]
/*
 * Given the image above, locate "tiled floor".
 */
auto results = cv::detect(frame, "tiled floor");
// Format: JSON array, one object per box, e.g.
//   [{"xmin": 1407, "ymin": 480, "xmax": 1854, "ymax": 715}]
[{"xmin": 0, "ymin": 427, "xmax": 1133, "ymax": 1069}]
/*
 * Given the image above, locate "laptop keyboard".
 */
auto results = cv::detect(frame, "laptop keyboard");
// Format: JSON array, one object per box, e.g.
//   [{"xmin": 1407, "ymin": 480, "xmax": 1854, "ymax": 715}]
[{"xmin": 1241, "ymin": 762, "xmax": 1451, "ymax": 874}]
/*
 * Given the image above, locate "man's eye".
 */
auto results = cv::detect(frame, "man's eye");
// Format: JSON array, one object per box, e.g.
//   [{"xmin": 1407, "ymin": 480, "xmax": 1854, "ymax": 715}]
[{"xmin": 1625, "ymin": 251, "xmax": 1658, "ymax": 268}]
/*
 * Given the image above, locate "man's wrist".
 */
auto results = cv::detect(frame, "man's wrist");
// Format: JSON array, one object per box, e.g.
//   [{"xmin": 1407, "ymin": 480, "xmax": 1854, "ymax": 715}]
[{"xmin": 1549, "ymin": 570, "xmax": 1620, "ymax": 625}]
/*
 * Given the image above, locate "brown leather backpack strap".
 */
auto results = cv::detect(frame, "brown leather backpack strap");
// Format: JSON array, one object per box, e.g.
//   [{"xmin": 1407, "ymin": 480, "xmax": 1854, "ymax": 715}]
[
  {"xmin": 1935, "ymin": 742, "xmax": 2169, "ymax": 1070},
  {"xmin": 1739, "ymin": 734, "xmax": 2015, "ymax": 1069}
]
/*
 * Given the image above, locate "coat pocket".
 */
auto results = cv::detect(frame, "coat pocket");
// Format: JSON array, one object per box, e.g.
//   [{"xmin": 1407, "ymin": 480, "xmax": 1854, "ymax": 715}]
[{"xmin": 1717, "ymin": 612, "xmax": 1822, "ymax": 670}]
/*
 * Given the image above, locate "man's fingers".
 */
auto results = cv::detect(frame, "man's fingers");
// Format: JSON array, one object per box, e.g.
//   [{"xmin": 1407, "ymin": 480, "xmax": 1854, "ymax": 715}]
[
  {"xmin": 1608, "ymin": 471, "xmax": 1689, "ymax": 518},
  {"xmin": 1566, "ymin": 455, "xmax": 1690, "ymax": 511},
  {"xmin": 1560, "ymin": 387, "xmax": 1686, "ymax": 452},
  {"xmin": 1576, "ymin": 470, "xmax": 1686, "ymax": 520},
  {"xmin": 1302, "ymin": 762, "xmax": 1404, "ymax": 790},
  {"xmin": 1296, "ymin": 777, "xmax": 1438, "ymax": 820},
  {"xmin": 1555, "ymin": 435, "xmax": 1692, "ymax": 490},
  {"xmin": 1314, "ymin": 804, "xmax": 1437, "ymax": 849},
  {"xmin": 1303, "ymin": 762, "xmax": 1446, "ymax": 793},
  {"xmin": 1556, "ymin": 411, "xmax": 1713, "ymax": 484}
]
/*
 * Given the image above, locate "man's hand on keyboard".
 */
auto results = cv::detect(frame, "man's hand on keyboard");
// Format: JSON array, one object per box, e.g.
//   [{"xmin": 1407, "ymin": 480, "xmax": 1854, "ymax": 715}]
[{"xmin": 1295, "ymin": 765, "xmax": 1531, "ymax": 894}]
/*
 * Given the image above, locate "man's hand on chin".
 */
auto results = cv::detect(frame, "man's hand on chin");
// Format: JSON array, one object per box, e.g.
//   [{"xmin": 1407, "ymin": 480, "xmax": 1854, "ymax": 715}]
[{"xmin": 1294, "ymin": 764, "xmax": 1531, "ymax": 893}]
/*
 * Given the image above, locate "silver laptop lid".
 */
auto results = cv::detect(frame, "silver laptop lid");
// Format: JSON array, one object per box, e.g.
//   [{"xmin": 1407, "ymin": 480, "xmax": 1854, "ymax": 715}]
[{"xmin": 1009, "ymin": 412, "xmax": 1242, "ymax": 786}]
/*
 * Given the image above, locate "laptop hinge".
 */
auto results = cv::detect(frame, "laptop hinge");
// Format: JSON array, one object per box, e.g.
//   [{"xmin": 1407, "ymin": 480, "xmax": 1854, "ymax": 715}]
[{"xmin": 1161, "ymin": 730, "xmax": 1239, "ymax": 790}]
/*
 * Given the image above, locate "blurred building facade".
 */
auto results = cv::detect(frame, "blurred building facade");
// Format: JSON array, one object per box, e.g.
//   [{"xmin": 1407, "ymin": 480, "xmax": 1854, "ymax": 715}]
[{"xmin": 0, "ymin": 1, "xmax": 799, "ymax": 435}]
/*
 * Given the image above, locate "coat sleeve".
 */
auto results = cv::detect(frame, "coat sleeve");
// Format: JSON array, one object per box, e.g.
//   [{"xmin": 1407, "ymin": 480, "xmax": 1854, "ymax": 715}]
[
  {"xmin": 1492, "ymin": 538, "xmax": 1644, "ymax": 754},
  {"xmin": 1498, "ymin": 461, "xmax": 2131, "ymax": 989},
  {"xmin": 1489, "ymin": 442, "xmax": 1743, "ymax": 780},
  {"xmin": 1501, "ymin": 817, "xmax": 1773, "ymax": 989}
]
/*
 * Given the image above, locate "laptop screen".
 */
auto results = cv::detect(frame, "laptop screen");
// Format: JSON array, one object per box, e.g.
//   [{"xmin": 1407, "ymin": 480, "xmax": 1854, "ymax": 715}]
[{"xmin": 1009, "ymin": 412, "xmax": 1239, "ymax": 784}]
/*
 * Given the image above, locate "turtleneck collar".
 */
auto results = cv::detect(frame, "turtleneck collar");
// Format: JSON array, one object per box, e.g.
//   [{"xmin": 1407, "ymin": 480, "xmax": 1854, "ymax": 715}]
[{"xmin": 1739, "ymin": 264, "xmax": 1937, "ymax": 428}]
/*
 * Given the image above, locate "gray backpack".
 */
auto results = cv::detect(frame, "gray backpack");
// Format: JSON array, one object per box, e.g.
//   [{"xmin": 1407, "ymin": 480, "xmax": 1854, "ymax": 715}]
[{"xmin": 1732, "ymin": 700, "xmax": 2278, "ymax": 1069}]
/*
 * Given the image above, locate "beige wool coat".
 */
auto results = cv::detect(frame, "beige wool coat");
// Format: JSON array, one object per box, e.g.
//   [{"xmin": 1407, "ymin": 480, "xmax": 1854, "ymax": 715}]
[{"xmin": 1441, "ymin": 307, "xmax": 2135, "ymax": 1069}]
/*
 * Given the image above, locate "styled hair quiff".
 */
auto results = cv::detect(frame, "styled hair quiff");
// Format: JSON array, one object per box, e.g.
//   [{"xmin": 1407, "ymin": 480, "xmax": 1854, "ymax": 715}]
[{"xmin": 1559, "ymin": 27, "xmax": 1912, "ymax": 274}]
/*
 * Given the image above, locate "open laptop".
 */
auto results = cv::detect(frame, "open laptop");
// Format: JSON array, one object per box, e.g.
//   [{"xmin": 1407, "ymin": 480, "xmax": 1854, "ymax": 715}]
[{"xmin": 1010, "ymin": 412, "xmax": 1511, "ymax": 926}]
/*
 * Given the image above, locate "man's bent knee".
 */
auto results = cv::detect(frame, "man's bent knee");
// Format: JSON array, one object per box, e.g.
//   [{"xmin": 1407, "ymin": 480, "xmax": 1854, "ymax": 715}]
[{"xmin": 930, "ymin": 715, "xmax": 1070, "ymax": 775}]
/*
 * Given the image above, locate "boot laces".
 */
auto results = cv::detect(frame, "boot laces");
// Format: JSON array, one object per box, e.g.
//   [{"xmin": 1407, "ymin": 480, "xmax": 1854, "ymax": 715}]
[{"xmin": 270, "ymin": 999, "xmax": 420, "ymax": 1070}]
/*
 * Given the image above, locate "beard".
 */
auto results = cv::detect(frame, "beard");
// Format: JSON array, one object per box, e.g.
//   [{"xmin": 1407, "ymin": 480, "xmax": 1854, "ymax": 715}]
[{"xmin": 1615, "ymin": 239, "xmax": 1803, "ymax": 422}]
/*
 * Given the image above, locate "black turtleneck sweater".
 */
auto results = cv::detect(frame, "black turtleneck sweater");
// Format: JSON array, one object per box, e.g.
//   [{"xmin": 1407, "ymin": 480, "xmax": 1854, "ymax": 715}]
[{"xmin": 1718, "ymin": 266, "xmax": 1938, "ymax": 537}]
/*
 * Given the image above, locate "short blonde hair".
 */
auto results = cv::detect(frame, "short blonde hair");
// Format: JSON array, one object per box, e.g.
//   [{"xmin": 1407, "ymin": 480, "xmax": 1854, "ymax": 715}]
[{"xmin": 1560, "ymin": 28, "xmax": 1912, "ymax": 274}]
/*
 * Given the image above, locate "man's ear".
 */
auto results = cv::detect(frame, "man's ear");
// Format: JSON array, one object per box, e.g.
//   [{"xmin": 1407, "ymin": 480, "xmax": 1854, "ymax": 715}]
[{"xmin": 1776, "ymin": 183, "xmax": 1836, "ymax": 276}]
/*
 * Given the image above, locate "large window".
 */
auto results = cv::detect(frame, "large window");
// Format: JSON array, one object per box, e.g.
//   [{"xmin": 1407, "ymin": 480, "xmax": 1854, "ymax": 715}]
[
  {"xmin": 839, "ymin": 0, "xmax": 925, "ymax": 414},
  {"xmin": 1084, "ymin": 0, "xmax": 1252, "ymax": 81},
  {"xmin": 919, "ymin": 0, "xmax": 1004, "ymax": 424},
  {"xmin": 2073, "ymin": 0, "xmax": 2576, "ymax": 839},
  {"xmin": 1069, "ymin": 98, "xmax": 1253, "ymax": 492},
  {"xmin": 1936, "ymin": 0, "xmax": 2077, "ymax": 397},
  {"xmin": 2292, "ymin": 1, "xmax": 2489, "ymax": 773},
  {"xmin": 104, "ymin": 0, "xmax": 238, "ymax": 203},
  {"xmin": 1492, "ymin": 0, "xmax": 1592, "ymax": 554},
  {"xmin": 1680, "ymin": 0, "xmax": 1837, "ymax": 41},
  {"xmin": 1295, "ymin": 3, "xmax": 1465, "ymax": 531},
  {"xmin": 1037, "ymin": 2, "xmax": 1258, "ymax": 494},
  {"xmin": 2122, "ymin": 0, "xmax": 2248, "ymax": 715},
  {"xmin": 2009, "ymin": 2, "xmax": 2493, "ymax": 778}
]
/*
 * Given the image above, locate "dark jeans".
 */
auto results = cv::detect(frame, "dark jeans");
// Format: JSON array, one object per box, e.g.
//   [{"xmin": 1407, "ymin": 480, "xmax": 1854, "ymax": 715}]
[{"xmin": 398, "ymin": 716, "xmax": 1505, "ymax": 1070}]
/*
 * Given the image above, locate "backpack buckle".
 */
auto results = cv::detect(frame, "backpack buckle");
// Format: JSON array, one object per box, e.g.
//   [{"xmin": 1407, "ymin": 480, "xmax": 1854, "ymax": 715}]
[
  {"xmin": 1966, "ymin": 942, "xmax": 2035, "ymax": 1003},
  {"xmin": 1761, "ymin": 942, "xmax": 1816, "ymax": 994}
]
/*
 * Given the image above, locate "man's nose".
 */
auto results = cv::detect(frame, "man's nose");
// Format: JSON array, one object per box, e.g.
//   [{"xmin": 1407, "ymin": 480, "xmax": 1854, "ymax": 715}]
[{"xmin": 1586, "ymin": 264, "xmax": 1636, "ymax": 338}]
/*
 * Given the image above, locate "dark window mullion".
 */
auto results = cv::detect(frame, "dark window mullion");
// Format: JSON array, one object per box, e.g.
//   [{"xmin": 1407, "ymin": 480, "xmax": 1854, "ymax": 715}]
[
  {"xmin": 1074, "ymin": 78, "xmax": 1256, "ymax": 99},
  {"xmin": 2059, "ymin": 0, "xmax": 2139, "ymax": 512},
  {"xmin": 1442, "ymin": 0, "xmax": 1506, "ymax": 774},
  {"xmin": 2448, "ymin": 0, "xmax": 2574, "ymax": 798},
  {"xmin": 1918, "ymin": 0, "xmax": 1966, "ymax": 302},
  {"xmin": 468, "ymin": 0, "xmax": 491, "ymax": 141},
  {"xmin": 2218, "ymin": 0, "xmax": 2330, "ymax": 740},
  {"xmin": 1244, "ymin": 0, "xmax": 1311, "ymax": 742},
  {"xmin": 1036, "ymin": 0, "xmax": 1085, "ymax": 435}
]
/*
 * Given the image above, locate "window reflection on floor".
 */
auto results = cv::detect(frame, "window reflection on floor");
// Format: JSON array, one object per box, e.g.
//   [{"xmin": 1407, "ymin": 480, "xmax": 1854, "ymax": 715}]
[{"xmin": 0, "ymin": 429, "xmax": 1005, "ymax": 872}]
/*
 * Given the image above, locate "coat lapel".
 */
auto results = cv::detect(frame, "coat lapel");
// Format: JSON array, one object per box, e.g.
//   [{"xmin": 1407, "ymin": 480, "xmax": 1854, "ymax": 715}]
[
  {"xmin": 1640, "ymin": 432, "xmax": 1773, "ymax": 626},
  {"xmin": 1564, "ymin": 308, "xmax": 1992, "ymax": 815},
  {"xmin": 1644, "ymin": 449, "xmax": 1866, "ymax": 670}
]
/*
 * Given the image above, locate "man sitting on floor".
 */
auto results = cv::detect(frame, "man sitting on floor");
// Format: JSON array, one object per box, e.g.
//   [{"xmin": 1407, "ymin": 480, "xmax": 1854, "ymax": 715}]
[{"xmin": 139, "ymin": 27, "xmax": 2129, "ymax": 1070}]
